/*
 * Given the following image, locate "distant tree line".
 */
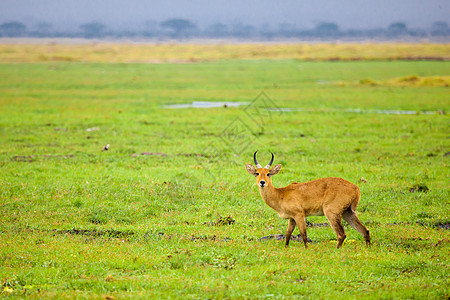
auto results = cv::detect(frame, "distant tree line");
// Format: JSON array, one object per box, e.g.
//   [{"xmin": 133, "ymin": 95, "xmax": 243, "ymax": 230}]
[{"xmin": 0, "ymin": 19, "xmax": 449, "ymax": 40}]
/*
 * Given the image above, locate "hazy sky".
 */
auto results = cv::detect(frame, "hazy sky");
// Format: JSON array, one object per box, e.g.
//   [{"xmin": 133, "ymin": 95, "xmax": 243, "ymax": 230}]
[{"xmin": 1, "ymin": 0, "xmax": 449, "ymax": 30}]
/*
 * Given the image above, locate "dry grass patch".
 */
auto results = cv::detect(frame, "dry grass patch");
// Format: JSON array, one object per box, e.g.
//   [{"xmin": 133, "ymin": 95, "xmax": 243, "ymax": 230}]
[
  {"xmin": 354, "ymin": 75, "xmax": 450, "ymax": 87},
  {"xmin": 0, "ymin": 43, "xmax": 449, "ymax": 63}
]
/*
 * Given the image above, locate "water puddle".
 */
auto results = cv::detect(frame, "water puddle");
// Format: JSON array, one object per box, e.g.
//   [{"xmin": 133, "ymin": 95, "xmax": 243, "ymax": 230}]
[
  {"xmin": 163, "ymin": 101, "xmax": 442, "ymax": 115},
  {"xmin": 163, "ymin": 101, "xmax": 248, "ymax": 109},
  {"xmin": 267, "ymin": 107, "xmax": 441, "ymax": 115},
  {"xmin": 316, "ymin": 80, "xmax": 334, "ymax": 85}
]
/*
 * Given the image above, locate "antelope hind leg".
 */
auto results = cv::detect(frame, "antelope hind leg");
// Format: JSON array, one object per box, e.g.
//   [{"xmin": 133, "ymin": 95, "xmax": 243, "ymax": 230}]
[
  {"xmin": 324, "ymin": 210, "xmax": 346, "ymax": 248},
  {"xmin": 285, "ymin": 219, "xmax": 296, "ymax": 247},
  {"xmin": 343, "ymin": 210, "xmax": 371, "ymax": 246}
]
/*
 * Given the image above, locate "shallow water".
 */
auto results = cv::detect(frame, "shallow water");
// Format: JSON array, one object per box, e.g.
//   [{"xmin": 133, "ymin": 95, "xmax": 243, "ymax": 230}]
[
  {"xmin": 163, "ymin": 101, "xmax": 441, "ymax": 115},
  {"xmin": 163, "ymin": 101, "xmax": 248, "ymax": 109},
  {"xmin": 267, "ymin": 107, "xmax": 440, "ymax": 115}
]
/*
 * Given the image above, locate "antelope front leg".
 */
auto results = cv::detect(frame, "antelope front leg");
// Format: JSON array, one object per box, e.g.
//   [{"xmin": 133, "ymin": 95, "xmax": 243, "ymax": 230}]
[
  {"xmin": 285, "ymin": 219, "xmax": 296, "ymax": 248},
  {"xmin": 294, "ymin": 215, "xmax": 308, "ymax": 248}
]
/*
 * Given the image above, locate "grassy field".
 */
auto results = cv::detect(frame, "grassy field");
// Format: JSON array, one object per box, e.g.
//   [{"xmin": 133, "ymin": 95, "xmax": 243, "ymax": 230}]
[{"xmin": 0, "ymin": 43, "xmax": 449, "ymax": 299}]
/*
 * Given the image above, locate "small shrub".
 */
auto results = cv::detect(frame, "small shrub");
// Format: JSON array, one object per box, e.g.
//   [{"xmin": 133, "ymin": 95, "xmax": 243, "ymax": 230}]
[
  {"xmin": 415, "ymin": 211, "xmax": 433, "ymax": 219},
  {"xmin": 398, "ymin": 75, "xmax": 419, "ymax": 82},
  {"xmin": 88, "ymin": 210, "xmax": 109, "ymax": 224},
  {"xmin": 359, "ymin": 78, "xmax": 378, "ymax": 86},
  {"xmin": 73, "ymin": 199, "xmax": 83, "ymax": 208},
  {"xmin": 215, "ymin": 215, "xmax": 235, "ymax": 226},
  {"xmin": 409, "ymin": 184, "xmax": 429, "ymax": 193}
]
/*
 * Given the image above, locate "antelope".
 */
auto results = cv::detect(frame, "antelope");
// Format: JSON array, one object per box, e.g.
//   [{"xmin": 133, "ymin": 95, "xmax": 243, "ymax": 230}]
[{"xmin": 245, "ymin": 151, "xmax": 370, "ymax": 249}]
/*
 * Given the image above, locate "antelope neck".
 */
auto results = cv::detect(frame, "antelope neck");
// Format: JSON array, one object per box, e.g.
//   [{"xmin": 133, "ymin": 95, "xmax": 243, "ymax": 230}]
[{"xmin": 258, "ymin": 182, "xmax": 281, "ymax": 211}]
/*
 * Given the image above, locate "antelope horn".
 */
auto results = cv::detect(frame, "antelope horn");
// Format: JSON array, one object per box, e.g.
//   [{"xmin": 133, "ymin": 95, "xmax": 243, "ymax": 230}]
[
  {"xmin": 265, "ymin": 152, "xmax": 274, "ymax": 169},
  {"xmin": 253, "ymin": 151, "xmax": 262, "ymax": 169}
]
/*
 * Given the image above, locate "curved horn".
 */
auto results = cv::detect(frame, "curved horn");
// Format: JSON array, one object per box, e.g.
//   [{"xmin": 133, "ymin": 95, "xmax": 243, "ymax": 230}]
[
  {"xmin": 253, "ymin": 151, "xmax": 262, "ymax": 169},
  {"xmin": 265, "ymin": 152, "xmax": 274, "ymax": 169}
]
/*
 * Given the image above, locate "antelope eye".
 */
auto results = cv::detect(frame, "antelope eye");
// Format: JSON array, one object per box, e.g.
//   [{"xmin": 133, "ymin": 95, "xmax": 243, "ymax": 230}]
[{"xmin": 255, "ymin": 173, "xmax": 259, "ymax": 176}]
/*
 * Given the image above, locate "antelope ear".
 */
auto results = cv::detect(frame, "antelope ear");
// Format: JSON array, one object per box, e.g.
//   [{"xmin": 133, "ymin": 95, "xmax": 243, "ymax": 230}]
[
  {"xmin": 268, "ymin": 164, "xmax": 282, "ymax": 176},
  {"xmin": 245, "ymin": 163, "xmax": 258, "ymax": 176}
]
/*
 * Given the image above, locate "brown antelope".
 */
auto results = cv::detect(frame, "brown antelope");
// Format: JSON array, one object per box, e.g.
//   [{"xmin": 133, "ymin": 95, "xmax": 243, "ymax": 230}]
[{"xmin": 245, "ymin": 151, "xmax": 370, "ymax": 248}]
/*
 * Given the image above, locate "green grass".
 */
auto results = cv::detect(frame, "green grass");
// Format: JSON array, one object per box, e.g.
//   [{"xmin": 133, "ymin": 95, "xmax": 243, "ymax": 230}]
[{"xmin": 0, "ymin": 58, "xmax": 449, "ymax": 299}]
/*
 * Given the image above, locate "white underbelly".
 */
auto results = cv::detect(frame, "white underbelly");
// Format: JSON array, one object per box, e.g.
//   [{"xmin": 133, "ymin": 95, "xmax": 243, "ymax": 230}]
[
  {"xmin": 308, "ymin": 210, "xmax": 325, "ymax": 216},
  {"xmin": 277, "ymin": 212, "xmax": 291, "ymax": 219}
]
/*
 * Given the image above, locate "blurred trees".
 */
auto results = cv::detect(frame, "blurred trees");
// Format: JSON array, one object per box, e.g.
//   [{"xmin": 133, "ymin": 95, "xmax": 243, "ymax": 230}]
[
  {"xmin": 0, "ymin": 21, "xmax": 27, "ymax": 37},
  {"xmin": 0, "ymin": 18, "xmax": 449, "ymax": 40},
  {"xmin": 206, "ymin": 23, "xmax": 228, "ymax": 38},
  {"xmin": 388, "ymin": 22, "xmax": 408, "ymax": 36},
  {"xmin": 35, "ymin": 22, "xmax": 53, "ymax": 36},
  {"xmin": 80, "ymin": 22, "xmax": 106, "ymax": 38},
  {"xmin": 431, "ymin": 21, "xmax": 449, "ymax": 36},
  {"xmin": 160, "ymin": 18, "xmax": 196, "ymax": 38},
  {"xmin": 315, "ymin": 22, "xmax": 340, "ymax": 36}
]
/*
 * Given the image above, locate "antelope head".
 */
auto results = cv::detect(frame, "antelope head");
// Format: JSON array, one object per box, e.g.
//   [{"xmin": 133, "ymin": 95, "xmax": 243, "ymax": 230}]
[{"xmin": 245, "ymin": 151, "xmax": 282, "ymax": 188}]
